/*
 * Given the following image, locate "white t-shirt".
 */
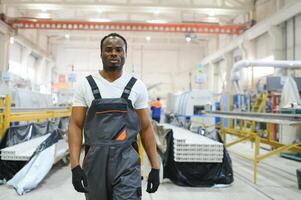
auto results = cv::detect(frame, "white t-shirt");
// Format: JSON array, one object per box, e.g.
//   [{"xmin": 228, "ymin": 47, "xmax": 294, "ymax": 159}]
[{"xmin": 72, "ymin": 72, "xmax": 149, "ymax": 109}]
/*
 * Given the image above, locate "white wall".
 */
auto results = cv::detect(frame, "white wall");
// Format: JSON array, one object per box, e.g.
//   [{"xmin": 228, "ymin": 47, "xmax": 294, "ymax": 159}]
[
  {"xmin": 7, "ymin": 40, "xmax": 52, "ymax": 92},
  {"xmin": 54, "ymin": 41, "xmax": 204, "ymax": 100},
  {"xmin": 18, "ymin": 30, "xmax": 49, "ymax": 53},
  {"xmin": 0, "ymin": 21, "xmax": 11, "ymax": 72}
]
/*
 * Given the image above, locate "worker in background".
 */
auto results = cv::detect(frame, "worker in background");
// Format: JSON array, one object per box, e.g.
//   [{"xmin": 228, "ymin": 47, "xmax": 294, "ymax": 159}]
[
  {"xmin": 151, "ymin": 97, "xmax": 162, "ymax": 123},
  {"xmin": 68, "ymin": 33, "xmax": 160, "ymax": 200}
]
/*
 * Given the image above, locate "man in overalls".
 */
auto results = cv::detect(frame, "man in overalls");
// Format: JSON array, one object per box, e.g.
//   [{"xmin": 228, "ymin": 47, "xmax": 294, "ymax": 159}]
[{"xmin": 68, "ymin": 33, "xmax": 160, "ymax": 200}]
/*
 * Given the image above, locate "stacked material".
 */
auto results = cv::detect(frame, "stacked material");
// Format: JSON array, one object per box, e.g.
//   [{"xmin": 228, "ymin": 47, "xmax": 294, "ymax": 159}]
[
  {"xmin": 162, "ymin": 124, "xmax": 223, "ymax": 163},
  {"xmin": 1, "ymin": 134, "xmax": 50, "ymax": 161}
]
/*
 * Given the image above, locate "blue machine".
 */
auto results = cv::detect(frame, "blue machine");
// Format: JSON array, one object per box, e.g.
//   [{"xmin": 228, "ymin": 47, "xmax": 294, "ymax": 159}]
[
  {"xmin": 222, "ymin": 95, "xmax": 230, "ymax": 128},
  {"xmin": 215, "ymin": 102, "xmax": 220, "ymax": 125}
]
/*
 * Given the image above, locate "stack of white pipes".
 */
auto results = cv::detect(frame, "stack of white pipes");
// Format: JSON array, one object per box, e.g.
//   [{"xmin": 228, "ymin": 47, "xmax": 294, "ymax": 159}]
[{"xmin": 162, "ymin": 124, "xmax": 223, "ymax": 163}]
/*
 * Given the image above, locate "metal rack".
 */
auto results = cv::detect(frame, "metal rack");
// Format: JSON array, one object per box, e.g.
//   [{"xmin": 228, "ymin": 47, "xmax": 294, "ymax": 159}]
[
  {"xmin": 0, "ymin": 95, "xmax": 71, "ymax": 140},
  {"xmin": 207, "ymin": 111, "xmax": 301, "ymax": 184}
]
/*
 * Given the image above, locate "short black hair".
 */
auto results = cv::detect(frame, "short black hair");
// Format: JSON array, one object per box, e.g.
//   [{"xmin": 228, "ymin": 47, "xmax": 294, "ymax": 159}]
[{"xmin": 100, "ymin": 33, "xmax": 127, "ymax": 53}]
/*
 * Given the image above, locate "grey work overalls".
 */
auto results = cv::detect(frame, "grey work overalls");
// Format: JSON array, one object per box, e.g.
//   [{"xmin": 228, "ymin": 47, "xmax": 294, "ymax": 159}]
[{"xmin": 83, "ymin": 75, "xmax": 141, "ymax": 200}]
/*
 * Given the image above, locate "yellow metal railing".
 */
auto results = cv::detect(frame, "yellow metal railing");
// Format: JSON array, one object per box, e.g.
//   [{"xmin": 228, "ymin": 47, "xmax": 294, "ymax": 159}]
[
  {"xmin": 0, "ymin": 95, "xmax": 71, "ymax": 139},
  {"xmin": 220, "ymin": 121, "xmax": 301, "ymax": 184},
  {"xmin": 218, "ymin": 94, "xmax": 301, "ymax": 184},
  {"xmin": 247, "ymin": 93, "xmax": 269, "ymax": 130}
]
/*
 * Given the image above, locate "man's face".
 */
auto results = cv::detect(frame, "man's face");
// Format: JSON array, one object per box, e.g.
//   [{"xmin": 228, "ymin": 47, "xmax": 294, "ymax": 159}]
[{"xmin": 101, "ymin": 36, "xmax": 126, "ymax": 72}]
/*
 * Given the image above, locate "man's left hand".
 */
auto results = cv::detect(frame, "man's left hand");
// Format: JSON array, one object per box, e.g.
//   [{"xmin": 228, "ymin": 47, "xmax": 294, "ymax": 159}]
[{"xmin": 146, "ymin": 168, "xmax": 160, "ymax": 193}]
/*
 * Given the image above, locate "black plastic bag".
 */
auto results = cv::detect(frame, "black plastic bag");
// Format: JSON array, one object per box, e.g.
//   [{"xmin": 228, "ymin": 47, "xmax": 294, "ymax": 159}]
[{"xmin": 162, "ymin": 129, "xmax": 234, "ymax": 187}]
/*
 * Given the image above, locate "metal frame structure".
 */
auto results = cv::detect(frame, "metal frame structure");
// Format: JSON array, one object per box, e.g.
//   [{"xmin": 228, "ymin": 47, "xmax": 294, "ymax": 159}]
[
  {"xmin": 8, "ymin": 19, "xmax": 245, "ymax": 35},
  {"xmin": 208, "ymin": 111, "xmax": 301, "ymax": 184},
  {"xmin": 0, "ymin": 96, "xmax": 71, "ymax": 139}
]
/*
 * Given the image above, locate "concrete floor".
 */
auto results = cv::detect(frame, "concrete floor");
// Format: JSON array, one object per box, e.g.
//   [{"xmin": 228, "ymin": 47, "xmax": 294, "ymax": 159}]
[{"xmin": 0, "ymin": 141, "xmax": 300, "ymax": 200}]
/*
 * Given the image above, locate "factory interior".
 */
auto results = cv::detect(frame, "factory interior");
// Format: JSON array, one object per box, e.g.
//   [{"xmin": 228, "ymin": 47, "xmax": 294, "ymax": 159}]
[{"xmin": 0, "ymin": 0, "xmax": 301, "ymax": 199}]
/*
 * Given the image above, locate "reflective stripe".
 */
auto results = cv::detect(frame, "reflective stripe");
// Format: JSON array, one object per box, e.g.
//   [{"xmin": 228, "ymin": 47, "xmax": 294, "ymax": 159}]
[{"xmin": 96, "ymin": 110, "xmax": 128, "ymax": 115}]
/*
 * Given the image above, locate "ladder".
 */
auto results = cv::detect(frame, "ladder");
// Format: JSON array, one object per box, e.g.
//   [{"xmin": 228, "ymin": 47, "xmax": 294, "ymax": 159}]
[
  {"xmin": 247, "ymin": 93, "xmax": 269, "ymax": 130},
  {"xmin": 252, "ymin": 93, "xmax": 269, "ymax": 112}
]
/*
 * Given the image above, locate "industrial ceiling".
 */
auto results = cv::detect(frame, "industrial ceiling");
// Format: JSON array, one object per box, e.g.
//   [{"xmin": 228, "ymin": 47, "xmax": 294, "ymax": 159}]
[{"xmin": 0, "ymin": 0, "xmax": 256, "ymax": 46}]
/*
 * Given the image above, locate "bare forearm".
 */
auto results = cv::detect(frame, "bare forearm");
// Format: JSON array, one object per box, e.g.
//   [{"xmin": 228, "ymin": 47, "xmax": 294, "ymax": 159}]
[
  {"xmin": 68, "ymin": 123, "xmax": 83, "ymax": 169},
  {"xmin": 140, "ymin": 124, "xmax": 159, "ymax": 169}
]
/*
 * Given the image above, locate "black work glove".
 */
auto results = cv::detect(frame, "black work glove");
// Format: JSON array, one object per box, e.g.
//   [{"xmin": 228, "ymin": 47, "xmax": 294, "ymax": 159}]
[
  {"xmin": 72, "ymin": 165, "xmax": 88, "ymax": 193},
  {"xmin": 146, "ymin": 168, "xmax": 160, "ymax": 193}
]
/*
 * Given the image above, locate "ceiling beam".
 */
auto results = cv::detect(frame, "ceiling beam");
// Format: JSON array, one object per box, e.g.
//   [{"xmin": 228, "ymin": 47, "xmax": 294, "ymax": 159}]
[
  {"xmin": 8, "ymin": 19, "xmax": 246, "ymax": 35},
  {"xmin": 1, "ymin": 1, "xmax": 251, "ymax": 16}
]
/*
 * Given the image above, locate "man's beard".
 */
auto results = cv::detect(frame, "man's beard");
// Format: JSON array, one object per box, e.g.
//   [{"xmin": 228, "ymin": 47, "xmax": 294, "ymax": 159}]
[{"xmin": 103, "ymin": 64, "xmax": 123, "ymax": 72}]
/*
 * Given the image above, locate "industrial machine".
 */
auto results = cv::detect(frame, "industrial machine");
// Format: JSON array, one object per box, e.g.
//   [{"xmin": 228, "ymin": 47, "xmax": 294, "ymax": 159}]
[
  {"xmin": 208, "ymin": 65, "xmax": 301, "ymax": 183},
  {"xmin": 166, "ymin": 89, "xmax": 215, "ymax": 133}
]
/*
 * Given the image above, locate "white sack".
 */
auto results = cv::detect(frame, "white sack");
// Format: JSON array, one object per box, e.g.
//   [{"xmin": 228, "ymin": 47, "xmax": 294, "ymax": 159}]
[
  {"xmin": 7, "ymin": 144, "xmax": 55, "ymax": 195},
  {"xmin": 280, "ymin": 76, "xmax": 301, "ymax": 108}
]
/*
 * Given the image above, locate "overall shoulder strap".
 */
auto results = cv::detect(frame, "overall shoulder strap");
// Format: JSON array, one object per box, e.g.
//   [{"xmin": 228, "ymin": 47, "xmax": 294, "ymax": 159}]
[
  {"xmin": 86, "ymin": 75, "xmax": 102, "ymax": 99},
  {"xmin": 121, "ymin": 77, "xmax": 137, "ymax": 99}
]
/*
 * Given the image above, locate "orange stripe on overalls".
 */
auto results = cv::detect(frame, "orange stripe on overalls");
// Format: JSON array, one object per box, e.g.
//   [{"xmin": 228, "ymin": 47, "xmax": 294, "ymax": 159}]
[{"xmin": 115, "ymin": 130, "xmax": 127, "ymax": 141}]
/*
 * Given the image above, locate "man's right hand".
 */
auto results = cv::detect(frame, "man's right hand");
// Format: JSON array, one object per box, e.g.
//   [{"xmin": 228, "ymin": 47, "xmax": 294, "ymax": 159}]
[{"xmin": 71, "ymin": 165, "xmax": 88, "ymax": 193}]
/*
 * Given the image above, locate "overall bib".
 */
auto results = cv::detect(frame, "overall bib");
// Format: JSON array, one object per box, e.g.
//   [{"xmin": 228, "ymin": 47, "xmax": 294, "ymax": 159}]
[{"xmin": 83, "ymin": 75, "xmax": 141, "ymax": 200}]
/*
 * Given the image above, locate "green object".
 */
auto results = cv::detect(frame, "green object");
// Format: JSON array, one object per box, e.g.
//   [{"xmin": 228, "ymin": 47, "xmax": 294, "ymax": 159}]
[
  {"xmin": 280, "ymin": 152, "xmax": 301, "ymax": 162},
  {"xmin": 279, "ymin": 108, "xmax": 301, "ymax": 114}
]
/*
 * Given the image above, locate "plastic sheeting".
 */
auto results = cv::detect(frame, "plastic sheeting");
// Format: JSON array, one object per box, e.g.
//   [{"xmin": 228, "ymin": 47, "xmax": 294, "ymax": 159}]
[
  {"xmin": 7, "ymin": 131, "xmax": 61, "ymax": 195},
  {"xmin": 162, "ymin": 129, "xmax": 234, "ymax": 187},
  {"xmin": 1, "ymin": 121, "xmax": 52, "ymax": 148},
  {"xmin": 280, "ymin": 76, "xmax": 301, "ymax": 108},
  {"xmin": 0, "ymin": 118, "xmax": 69, "ymax": 181}
]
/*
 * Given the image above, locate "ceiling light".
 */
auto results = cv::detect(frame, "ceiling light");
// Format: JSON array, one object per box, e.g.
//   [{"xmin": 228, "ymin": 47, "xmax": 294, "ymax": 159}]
[
  {"xmin": 9, "ymin": 37, "xmax": 14, "ymax": 44},
  {"xmin": 146, "ymin": 36, "xmax": 151, "ymax": 41},
  {"xmin": 147, "ymin": 19, "xmax": 167, "ymax": 24},
  {"xmin": 88, "ymin": 18, "xmax": 111, "ymax": 22},
  {"xmin": 97, "ymin": 8, "xmax": 103, "ymax": 13},
  {"xmin": 185, "ymin": 36, "xmax": 191, "ymax": 42},
  {"xmin": 153, "ymin": 9, "xmax": 160, "ymax": 15},
  {"xmin": 41, "ymin": 8, "xmax": 48, "ymax": 12},
  {"xmin": 65, "ymin": 34, "xmax": 70, "ymax": 39},
  {"xmin": 208, "ymin": 12, "xmax": 215, "ymax": 17}
]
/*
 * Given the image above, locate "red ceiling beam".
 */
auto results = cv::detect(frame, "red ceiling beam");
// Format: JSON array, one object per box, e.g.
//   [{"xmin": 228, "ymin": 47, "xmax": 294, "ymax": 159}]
[{"xmin": 8, "ymin": 19, "xmax": 246, "ymax": 35}]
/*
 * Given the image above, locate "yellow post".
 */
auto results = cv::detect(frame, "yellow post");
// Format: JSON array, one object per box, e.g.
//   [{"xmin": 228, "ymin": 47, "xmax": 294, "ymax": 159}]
[
  {"xmin": 253, "ymin": 134, "xmax": 260, "ymax": 184},
  {"xmin": 0, "ymin": 97, "xmax": 3, "ymax": 107},
  {"xmin": 137, "ymin": 135, "xmax": 145, "ymax": 177},
  {"xmin": 138, "ymin": 135, "xmax": 144, "ymax": 165},
  {"xmin": 3, "ymin": 95, "xmax": 11, "ymax": 137}
]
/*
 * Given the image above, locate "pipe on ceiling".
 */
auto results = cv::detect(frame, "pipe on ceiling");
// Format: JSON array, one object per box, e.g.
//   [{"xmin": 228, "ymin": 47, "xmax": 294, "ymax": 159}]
[{"xmin": 231, "ymin": 60, "xmax": 301, "ymax": 81}]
